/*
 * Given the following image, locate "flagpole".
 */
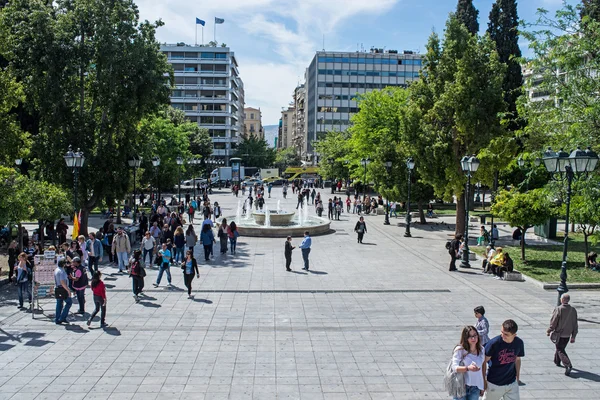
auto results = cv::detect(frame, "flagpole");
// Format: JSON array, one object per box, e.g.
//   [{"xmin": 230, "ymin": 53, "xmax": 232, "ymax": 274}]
[
  {"xmin": 202, "ymin": 26, "xmax": 204, "ymax": 46},
  {"xmin": 195, "ymin": 24, "xmax": 197, "ymax": 46},
  {"xmin": 214, "ymin": 22, "xmax": 216, "ymax": 43}
]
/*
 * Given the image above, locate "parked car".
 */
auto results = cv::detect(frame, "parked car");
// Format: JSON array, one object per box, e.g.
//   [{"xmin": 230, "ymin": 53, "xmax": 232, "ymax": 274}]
[
  {"xmin": 262, "ymin": 176, "xmax": 282, "ymax": 184},
  {"xmin": 243, "ymin": 178, "xmax": 263, "ymax": 186}
]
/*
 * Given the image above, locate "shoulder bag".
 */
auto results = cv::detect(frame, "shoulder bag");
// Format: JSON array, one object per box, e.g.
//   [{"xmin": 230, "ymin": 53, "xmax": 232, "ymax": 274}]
[{"xmin": 443, "ymin": 346, "xmax": 466, "ymax": 398}]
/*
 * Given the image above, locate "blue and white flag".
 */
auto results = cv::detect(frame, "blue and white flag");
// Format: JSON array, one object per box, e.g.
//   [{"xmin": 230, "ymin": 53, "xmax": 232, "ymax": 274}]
[
  {"xmin": 215, "ymin": 17, "xmax": 225, "ymax": 24},
  {"xmin": 196, "ymin": 18, "xmax": 205, "ymax": 26}
]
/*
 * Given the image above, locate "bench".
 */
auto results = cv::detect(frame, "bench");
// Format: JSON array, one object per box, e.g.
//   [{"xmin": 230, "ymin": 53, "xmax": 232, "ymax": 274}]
[{"xmin": 504, "ymin": 271, "xmax": 524, "ymax": 282}]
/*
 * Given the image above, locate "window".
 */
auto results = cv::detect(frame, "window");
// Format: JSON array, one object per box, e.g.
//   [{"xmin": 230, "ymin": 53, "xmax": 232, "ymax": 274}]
[
  {"xmin": 214, "ymin": 142, "xmax": 226, "ymax": 149},
  {"xmin": 184, "ymin": 104, "xmax": 198, "ymax": 111},
  {"xmin": 186, "ymin": 116, "xmax": 198, "ymax": 122},
  {"xmin": 171, "ymin": 52, "xmax": 185, "ymax": 59},
  {"xmin": 250, "ymin": 113, "xmax": 254, "ymax": 119},
  {"xmin": 172, "ymin": 103, "xmax": 184, "ymax": 110},
  {"xmin": 172, "ymin": 90, "xmax": 183, "ymax": 97},
  {"xmin": 201, "ymin": 52, "xmax": 215, "ymax": 59},
  {"xmin": 250, "ymin": 124, "xmax": 255, "ymax": 132},
  {"xmin": 213, "ymin": 116, "xmax": 226, "ymax": 124},
  {"xmin": 184, "ymin": 77, "xmax": 198, "ymax": 84},
  {"xmin": 209, "ymin": 129, "xmax": 226, "ymax": 137},
  {"xmin": 215, "ymin": 64, "xmax": 227, "ymax": 71},
  {"xmin": 215, "ymin": 53, "xmax": 227, "ymax": 59}
]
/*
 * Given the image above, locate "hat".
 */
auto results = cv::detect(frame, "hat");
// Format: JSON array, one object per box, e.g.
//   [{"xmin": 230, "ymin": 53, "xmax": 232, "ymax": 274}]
[{"xmin": 72, "ymin": 256, "xmax": 81, "ymax": 263}]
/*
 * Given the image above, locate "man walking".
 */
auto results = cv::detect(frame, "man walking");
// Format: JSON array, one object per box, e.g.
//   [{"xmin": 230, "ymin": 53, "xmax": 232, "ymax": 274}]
[
  {"xmin": 547, "ymin": 293, "xmax": 578, "ymax": 376},
  {"xmin": 299, "ymin": 231, "xmax": 312, "ymax": 271},
  {"xmin": 54, "ymin": 260, "xmax": 72, "ymax": 324},
  {"xmin": 448, "ymin": 234, "xmax": 461, "ymax": 271},
  {"xmin": 482, "ymin": 319, "xmax": 525, "ymax": 400},
  {"xmin": 112, "ymin": 227, "xmax": 131, "ymax": 273},
  {"xmin": 354, "ymin": 216, "xmax": 367, "ymax": 244},
  {"xmin": 86, "ymin": 232, "xmax": 103, "ymax": 273}
]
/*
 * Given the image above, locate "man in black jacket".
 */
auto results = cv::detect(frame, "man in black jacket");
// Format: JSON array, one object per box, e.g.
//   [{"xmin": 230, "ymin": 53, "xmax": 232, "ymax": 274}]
[
  {"xmin": 449, "ymin": 234, "xmax": 462, "ymax": 271},
  {"xmin": 354, "ymin": 217, "xmax": 367, "ymax": 244},
  {"xmin": 284, "ymin": 236, "xmax": 295, "ymax": 271}
]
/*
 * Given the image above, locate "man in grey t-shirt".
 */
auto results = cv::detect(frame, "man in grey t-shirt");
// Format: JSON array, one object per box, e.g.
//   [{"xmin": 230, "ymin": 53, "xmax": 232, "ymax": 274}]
[{"xmin": 54, "ymin": 260, "xmax": 72, "ymax": 324}]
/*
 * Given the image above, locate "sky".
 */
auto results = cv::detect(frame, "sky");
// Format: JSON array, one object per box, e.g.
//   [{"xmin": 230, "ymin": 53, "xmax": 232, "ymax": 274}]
[{"xmin": 135, "ymin": 0, "xmax": 576, "ymax": 126}]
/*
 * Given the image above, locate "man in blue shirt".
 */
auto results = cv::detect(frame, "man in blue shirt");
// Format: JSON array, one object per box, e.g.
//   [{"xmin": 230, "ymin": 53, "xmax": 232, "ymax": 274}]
[
  {"xmin": 482, "ymin": 319, "xmax": 525, "ymax": 400},
  {"xmin": 153, "ymin": 243, "xmax": 172, "ymax": 287},
  {"xmin": 299, "ymin": 231, "xmax": 312, "ymax": 271}
]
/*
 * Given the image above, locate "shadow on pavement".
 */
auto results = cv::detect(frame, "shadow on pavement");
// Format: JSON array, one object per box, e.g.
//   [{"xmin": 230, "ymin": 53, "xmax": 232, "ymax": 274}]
[
  {"xmin": 65, "ymin": 324, "xmax": 88, "ymax": 333},
  {"xmin": 308, "ymin": 270, "xmax": 328, "ymax": 275},
  {"xmin": 103, "ymin": 326, "xmax": 121, "ymax": 336},
  {"xmin": 458, "ymin": 270, "xmax": 480, "ymax": 275},
  {"xmin": 360, "ymin": 243, "xmax": 377, "ymax": 246},
  {"xmin": 191, "ymin": 298, "xmax": 213, "ymax": 304},
  {"xmin": 138, "ymin": 301, "xmax": 161, "ymax": 308},
  {"xmin": 289, "ymin": 270, "xmax": 308, "ymax": 275},
  {"xmin": 571, "ymin": 369, "xmax": 600, "ymax": 382}
]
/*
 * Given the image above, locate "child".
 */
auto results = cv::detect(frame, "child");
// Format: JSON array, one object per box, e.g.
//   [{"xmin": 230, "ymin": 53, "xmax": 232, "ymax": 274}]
[
  {"xmin": 285, "ymin": 236, "xmax": 295, "ymax": 272},
  {"xmin": 88, "ymin": 272, "xmax": 107, "ymax": 327},
  {"xmin": 166, "ymin": 238, "xmax": 174, "ymax": 265},
  {"xmin": 474, "ymin": 305, "xmax": 490, "ymax": 346}
]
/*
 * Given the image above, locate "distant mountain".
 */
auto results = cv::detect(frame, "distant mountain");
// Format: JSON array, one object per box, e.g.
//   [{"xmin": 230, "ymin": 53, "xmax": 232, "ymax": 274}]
[{"xmin": 263, "ymin": 125, "xmax": 279, "ymax": 148}]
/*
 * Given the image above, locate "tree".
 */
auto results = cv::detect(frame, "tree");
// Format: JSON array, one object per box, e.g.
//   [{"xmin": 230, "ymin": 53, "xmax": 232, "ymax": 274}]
[
  {"xmin": 410, "ymin": 16, "xmax": 507, "ymax": 234},
  {"xmin": 234, "ymin": 134, "xmax": 276, "ymax": 169},
  {"xmin": 492, "ymin": 188, "xmax": 553, "ymax": 261},
  {"xmin": 456, "ymin": 0, "xmax": 479, "ymax": 35},
  {"xmin": 0, "ymin": 67, "xmax": 30, "ymax": 164},
  {"xmin": 581, "ymin": 0, "xmax": 600, "ymax": 21},
  {"xmin": 27, "ymin": 178, "xmax": 72, "ymax": 243},
  {"xmin": 313, "ymin": 130, "xmax": 351, "ymax": 182},
  {"xmin": 0, "ymin": 0, "xmax": 173, "ymax": 235},
  {"xmin": 0, "ymin": 166, "xmax": 31, "ymax": 228},
  {"xmin": 570, "ymin": 178, "xmax": 600, "ymax": 267},
  {"xmin": 274, "ymin": 147, "xmax": 301, "ymax": 173},
  {"xmin": 487, "ymin": 0, "xmax": 523, "ymax": 130}
]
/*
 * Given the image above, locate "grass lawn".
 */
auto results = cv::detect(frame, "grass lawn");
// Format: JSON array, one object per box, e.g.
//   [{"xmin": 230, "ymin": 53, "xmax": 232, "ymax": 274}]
[{"xmin": 505, "ymin": 233, "xmax": 600, "ymax": 284}]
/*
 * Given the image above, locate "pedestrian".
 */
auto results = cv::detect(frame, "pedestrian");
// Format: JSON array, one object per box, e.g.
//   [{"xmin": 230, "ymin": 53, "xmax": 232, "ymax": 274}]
[
  {"xmin": 104, "ymin": 223, "xmax": 116, "ymax": 264},
  {"xmin": 448, "ymin": 325, "xmax": 484, "ymax": 400},
  {"xmin": 56, "ymin": 218, "xmax": 68, "ymax": 246},
  {"xmin": 54, "ymin": 260, "xmax": 72, "ymax": 325},
  {"xmin": 15, "ymin": 252, "xmax": 32, "ymax": 310},
  {"xmin": 218, "ymin": 218, "xmax": 228, "ymax": 254},
  {"xmin": 173, "ymin": 226, "xmax": 185, "ymax": 263},
  {"xmin": 187, "ymin": 202, "xmax": 195, "ymax": 223},
  {"xmin": 181, "ymin": 249, "xmax": 200, "ymax": 299},
  {"xmin": 335, "ymin": 200, "xmax": 342, "ymax": 220},
  {"xmin": 214, "ymin": 201, "xmax": 221, "ymax": 221},
  {"xmin": 354, "ymin": 216, "xmax": 367, "ymax": 244},
  {"xmin": 448, "ymin": 234, "xmax": 461, "ymax": 272},
  {"xmin": 482, "ymin": 319, "xmax": 524, "ymax": 400},
  {"xmin": 474, "ymin": 306, "xmax": 490, "ymax": 346},
  {"xmin": 296, "ymin": 192, "xmax": 304, "ymax": 209},
  {"xmin": 86, "ymin": 232, "xmax": 103, "ymax": 274},
  {"xmin": 112, "ymin": 227, "xmax": 131, "ymax": 273},
  {"xmin": 140, "ymin": 231, "xmax": 155, "ymax": 265},
  {"xmin": 311, "ymin": 188, "xmax": 316, "ymax": 204},
  {"xmin": 129, "ymin": 250, "xmax": 145, "ymax": 302},
  {"xmin": 87, "ymin": 271, "xmax": 107, "ymax": 327},
  {"xmin": 7, "ymin": 240, "xmax": 18, "ymax": 284},
  {"xmin": 268, "ymin": 183, "xmax": 273, "ymax": 198},
  {"xmin": 77, "ymin": 235, "xmax": 88, "ymax": 268},
  {"xmin": 327, "ymin": 199, "xmax": 334, "ymax": 220},
  {"xmin": 200, "ymin": 223, "xmax": 215, "ymax": 261},
  {"xmin": 153, "ymin": 243, "xmax": 172, "ymax": 287},
  {"xmin": 284, "ymin": 236, "xmax": 295, "ymax": 271},
  {"xmin": 346, "ymin": 197, "xmax": 351, "ymax": 213},
  {"xmin": 299, "ymin": 231, "xmax": 312, "ymax": 271},
  {"xmin": 228, "ymin": 221, "xmax": 239, "ymax": 254},
  {"xmin": 185, "ymin": 224, "xmax": 197, "ymax": 253},
  {"xmin": 546, "ymin": 293, "xmax": 578, "ymax": 376},
  {"xmin": 70, "ymin": 257, "xmax": 88, "ymax": 315},
  {"xmin": 316, "ymin": 200, "xmax": 324, "ymax": 217}
]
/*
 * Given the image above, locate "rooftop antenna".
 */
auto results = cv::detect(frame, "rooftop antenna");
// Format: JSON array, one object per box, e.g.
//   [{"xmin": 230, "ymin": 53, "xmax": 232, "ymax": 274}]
[{"xmin": 322, "ymin": 34, "xmax": 325, "ymax": 51}]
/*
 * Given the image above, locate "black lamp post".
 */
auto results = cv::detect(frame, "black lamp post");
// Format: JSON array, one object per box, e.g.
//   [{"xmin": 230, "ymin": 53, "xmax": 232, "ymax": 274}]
[
  {"xmin": 152, "ymin": 156, "xmax": 160, "ymax": 202},
  {"xmin": 360, "ymin": 158, "xmax": 370, "ymax": 201},
  {"xmin": 327, "ymin": 158, "xmax": 334, "ymax": 193},
  {"xmin": 176, "ymin": 156, "xmax": 184, "ymax": 203},
  {"xmin": 64, "ymin": 146, "xmax": 86, "ymax": 213},
  {"xmin": 405, "ymin": 158, "xmax": 415, "ymax": 237},
  {"xmin": 459, "ymin": 155, "xmax": 480, "ymax": 269},
  {"xmin": 188, "ymin": 157, "xmax": 201, "ymax": 199},
  {"xmin": 128, "ymin": 156, "xmax": 142, "ymax": 212},
  {"xmin": 543, "ymin": 146, "xmax": 598, "ymax": 305},
  {"xmin": 206, "ymin": 158, "xmax": 224, "ymax": 192},
  {"xmin": 384, "ymin": 161, "xmax": 392, "ymax": 225}
]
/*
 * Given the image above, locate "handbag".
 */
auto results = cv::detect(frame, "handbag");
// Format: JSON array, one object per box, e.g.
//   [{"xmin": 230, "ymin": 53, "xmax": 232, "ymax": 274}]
[
  {"xmin": 550, "ymin": 330, "xmax": 560, "ymax": 344},
  {"xmin": 139, "ymin": 266, "xmax": 147, "ymax": 278},
  {"xmin": 54, "ymin": 286, "xmax": 69, "ymax": 300},
  {"xmin": 443, "ymin": 347, "xmax": 466, "ymax": 398}
]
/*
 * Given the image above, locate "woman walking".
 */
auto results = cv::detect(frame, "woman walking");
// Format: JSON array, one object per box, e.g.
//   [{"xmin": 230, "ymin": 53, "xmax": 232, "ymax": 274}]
[
  {"xmin": 173, "ymin": 226, "xmax": 185, "ymax": 263},
  {"xmin": 182, "ymin": 250, "xmax": 199, "ymax": 299},
  {"xmin": 227, "ymin": 221, "xmax": 239, "ymax": 255},
  {"xmin": 185, "ymin": 224, "xmax": 197, "ymax": 253},
  {"xmin": 87, "ymin": 271, "xmax": 107, "ymax": 327},
  {"xmin": 448, "ymin": 326, "xmax": 484, "ymax": 400},
  {"xmin": 7, "ymin": 240, "xmax": 18, "ymax": 283},
  {"xmin": 16, "ymin": 253, "xmax": 32, "ymax": 309},
  {"xmin": 129, "ymin": 250, "xmax": 144, "ymax": 302},
  {"xmin": 218, "ymin": 218, "xmax": 228, "ymax": 254},
  {"xmin": 200, "ymin": 224, "xmax": 215, "ymax": 261},
  {"xmin": 140, "ymin": 231, "xmax": 155, "ymax": 266}
]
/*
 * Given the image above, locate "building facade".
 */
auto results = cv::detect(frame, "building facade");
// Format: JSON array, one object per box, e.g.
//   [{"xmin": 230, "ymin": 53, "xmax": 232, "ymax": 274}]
[
  {"xmin": 161, "ymin": 43, "xmax": 245, "ymax": 164},
  {"xmin": 304, "ymin": 49, "xmax": 423, "ymax": 161},
  {"xmin": 292, "ymin": 84, "xmax": 306, "ymax": 156},
  {"xmin": 243, "ymin": 107, "xmax": 263, "ymax": 139},
  {"xmin": 279, "ymin": 106, "xmax": 295, "ymax": 150}
]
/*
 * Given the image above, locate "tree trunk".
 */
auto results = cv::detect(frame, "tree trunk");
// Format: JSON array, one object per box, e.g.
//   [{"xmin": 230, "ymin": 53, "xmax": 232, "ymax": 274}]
[
  {"xmin": 78, "ymin": 208, "xmax": 91, "ymax": 237},
  {"xmin": 455, "ymin": 192, "xmax": 466, "ymax": 236},
  {"xmin": 116, "ymin": 204, "xmax": 122, "ymax": 224},
  {"xmin": 38, "ymin": 220, "xmax": 45, "ymax": 246},
  {"xmin": 584, "ymin": 230, "xmax": 589, "ymax": 268},
  {"xmin": 418, "ymin": 200, "xmax": 426, "ymax": 224},
  {"xmin": 521, "ymin": 227, "xmax": 527, "ymax": 261},
  {"xmin": 571, "ymin": 222, "xmax": 575, "ymax": 233}
]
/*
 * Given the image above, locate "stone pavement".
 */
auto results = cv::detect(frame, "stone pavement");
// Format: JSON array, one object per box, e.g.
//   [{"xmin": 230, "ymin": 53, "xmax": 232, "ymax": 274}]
[{"xmin": 1, "ymin": 187, "xmax": 599, "ymax": 399}]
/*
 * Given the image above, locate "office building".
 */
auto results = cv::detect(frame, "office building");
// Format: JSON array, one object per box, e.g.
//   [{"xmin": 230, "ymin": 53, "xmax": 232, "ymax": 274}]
[
  {"xmin": 303, "ymin": 49, "xmax": 423, "ymax": 161},
  {"xmin": 243, "ymin": 107, "xmax": 263, "ymax": 139},
  {"xmin": 161, "ymin": 43, "xmax": 245, "ymax": 163},
  {"xmin": 279, "ymin": 106, "xmax": 295, "ymax": 149}
]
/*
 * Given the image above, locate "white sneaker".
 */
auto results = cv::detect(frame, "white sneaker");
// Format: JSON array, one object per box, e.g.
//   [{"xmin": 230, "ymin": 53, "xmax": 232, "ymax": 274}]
[
  {"xmin": 167, "ymin": 283, "xmax": 172, "ymax": 287},
  {"xmin": 494, "ymin": 276, "xmax": 501, "ymax": 280}
]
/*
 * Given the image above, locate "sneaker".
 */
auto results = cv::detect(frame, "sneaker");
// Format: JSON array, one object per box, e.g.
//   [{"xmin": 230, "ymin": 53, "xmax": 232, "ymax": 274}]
[
  {"xmin": 87, "ymin": 319, "xmax": 91, "ymax": 327},
  {"xmin": 565, "ymin": 366, "xmax": 572, "ymax": 376},
  {"xmin": 167, "ymin": 283, "xmax": 172, "ymax": 287},
  {"xmin": 100, "ymin": 322, "xmax": 108, "ymax": 327},
  {"xmin": 153, "ymin": 283, "xmax": 159, "ymax": 288},
  {"xmin": 494, "ymin": 276, "xmax": 501, "ymax": 280}
]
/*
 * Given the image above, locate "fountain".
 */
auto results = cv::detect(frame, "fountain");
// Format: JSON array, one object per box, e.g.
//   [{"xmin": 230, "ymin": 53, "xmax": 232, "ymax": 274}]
[{"xmin": 264, "ymin": 206, "xmax": 271, "ymax": 227}]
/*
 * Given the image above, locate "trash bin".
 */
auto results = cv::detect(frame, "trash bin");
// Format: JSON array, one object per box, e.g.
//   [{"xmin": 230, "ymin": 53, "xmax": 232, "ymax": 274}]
[{"xmin": 534, "ymin": 218, "xmax": 557, "ymax": 239}]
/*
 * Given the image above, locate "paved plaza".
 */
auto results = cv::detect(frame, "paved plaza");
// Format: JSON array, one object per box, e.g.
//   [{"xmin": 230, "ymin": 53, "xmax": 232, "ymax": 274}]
[{"xmin": 1, "ymin": 187, "xmax": 599, "ymax": 399}]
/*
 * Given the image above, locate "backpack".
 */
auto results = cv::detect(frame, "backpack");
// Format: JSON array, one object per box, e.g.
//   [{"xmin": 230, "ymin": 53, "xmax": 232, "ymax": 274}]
[
  {"xmin": 445, "ymin": 240, "xmax": 452, "ymax": 250},
  {"xmin": 74, "ymin": 266, "xmax": 89, "ymax": 288}
]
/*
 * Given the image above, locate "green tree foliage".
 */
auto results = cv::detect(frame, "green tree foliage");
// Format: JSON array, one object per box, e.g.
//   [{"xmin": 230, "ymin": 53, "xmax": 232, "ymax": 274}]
[
  {"xmin": 234, "ymin": 134, "xmax": 276, "ymax": 169},
  {"xmin": 0, "ymin": 166, "xmax": 31, "ymax": 225},
  {"xmin": 520, "ymin": 4, "xmax": 600, "ymax": 153},
  {"xmin": 581, "ymin": 0, "xmax": 600, "ymax": 21},
  {"xmin": 0, "ymin": 68, "xmax": 30, "ymax": 164},
  {"xmin": 570, "ymin": 178, "xmax": 600, "ymax": 267},
  {"xmin": 492, "ymin": 188, "xmax": 553, "ymax": 260},
  {"xmin": 0, "ymin": 0, "xmax": 172, "ymax": 234},
  {"xmin": 274, "ymin": 147, "xmax": 301, "ymax": 172},
  {"xmin": 487, "ymin": 0, "xmax": 523, "ymax": 129},
  {"xmin": 456, "ymin": 0, "xmax": 479, "ymax": 35},
  {"xmin": 313, "ymin": 130, "xmax": 351, "ymax": 182},
  {"xmin": 410, "ymin": 16, "xmax": 507, "ymax": 234}
]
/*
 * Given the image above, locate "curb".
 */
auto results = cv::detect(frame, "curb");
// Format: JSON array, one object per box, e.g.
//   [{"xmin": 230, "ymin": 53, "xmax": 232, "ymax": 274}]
[{"xmin": 521, "ymin": 272, "xmax": 600, "ymax": 290}]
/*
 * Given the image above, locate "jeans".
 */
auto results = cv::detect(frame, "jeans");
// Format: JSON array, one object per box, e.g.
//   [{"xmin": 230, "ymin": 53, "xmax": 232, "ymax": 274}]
[
  {"xmin": 142, "ymin": 248, "xmax": 153, "ymax": 265},
  {"xmin": 55, "ymin": 297, "xmax": 73, "ymax": 323},
  {"xmin": 132, "ymin": 275, "xmax": 144, "ymax": 295},
  {"xmin": 184, "ymin": 273, "xmax": 195, "ymax": 295},
  {"xmin": 17, "ymin": 281, "xmax": 31, "ymax": 307},
  {"xmin": 116, "ymin": 251, "xmax": 128, "ymax": 272},
  {"xmin": 229, "ymin": 237, "xmax": 237, "ymax": 253},
  {"xmin": 203, "ymin": 245, "xmax": 211, "ymax": 260},
  {"xmin": 156, "ymin": 262, "xmax": 171, "ymax": 285},
  {"xmin": 88, "ymin": 256, "xmax": 99, "ymax": 274},
  {"xmin": 89, "ymin": 295, "xmax": 106, "ymax": 324},
  {"xmin": 301, "ymin": 248, "xmax": 310, "ymax": 270},
  {"xmin": 454, "ymin": 385, "xmax": 480, "ymax": 400},
  {"xmin": 75, "ymin": 289, "xmax": 86, "ymax": 313},
  {"xmin": 175, "ymin": 246, "xmax": 185, "ymax": 263}
]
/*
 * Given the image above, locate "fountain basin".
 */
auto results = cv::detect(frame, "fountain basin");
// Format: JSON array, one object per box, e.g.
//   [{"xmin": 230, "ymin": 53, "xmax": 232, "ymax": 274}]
[
  {"xmin": 219, "ymin": 215, "xmax": 332, "ymax": 238},
  {"xmin": 252, "ymin": 210, "xmax": 294, "ymax": 226}
]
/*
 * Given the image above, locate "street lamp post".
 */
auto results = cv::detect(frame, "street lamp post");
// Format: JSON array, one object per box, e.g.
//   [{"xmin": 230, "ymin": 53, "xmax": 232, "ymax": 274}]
[
  {"xmin": 459, "ymin": 155, "xmax": 480, "ymax": 269},
  {"xmin": 360, "ymin": 158, "xmax": 370, "ymax": 201},
  {"xmin": 151, "ymin": 156, "xmax": 160, "ymax": 203},
  {"xmin": 542, "ymin": 146, "xmax": 598, "ymax": 305},
  {"xmin": 405, "ymin": 158, "xmax": 415, "ymax": 237},
  {"xmin": 188, "ymin": 157, "xmax": 201, "ymax": 200},
  {"xmin": 15, "ymin": 158, "xmax": 22, "ymax": 167},
  {"xmin": 64, "ymin": 146, "xmax": 86, "ymax": 213},
  {"xmin": 176, "ymin": 156, "xmax": 184, "ymax": 203},
  {"xmin": 327, "ymin": 158, "xmax": 335, "ymax": 193},
  {"xmin": 384, "ymin": 161, "xmax": 392, "ymax": 226},
  {"xmin": 128, "ymin": 156, "xmax": 142, "ymax": 212}
]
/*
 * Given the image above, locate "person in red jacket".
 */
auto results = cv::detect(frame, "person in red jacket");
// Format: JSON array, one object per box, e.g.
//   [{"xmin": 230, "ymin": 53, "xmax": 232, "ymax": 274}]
[{"xmin": 88, "ymin": 271, "xmax": 107, "ymax": 327}]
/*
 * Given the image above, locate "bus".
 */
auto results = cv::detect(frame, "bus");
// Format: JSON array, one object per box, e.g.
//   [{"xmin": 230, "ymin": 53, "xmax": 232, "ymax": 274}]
[{"xmin": 283, "ymin": 166, "xmax": 321, "ymax": 181}]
